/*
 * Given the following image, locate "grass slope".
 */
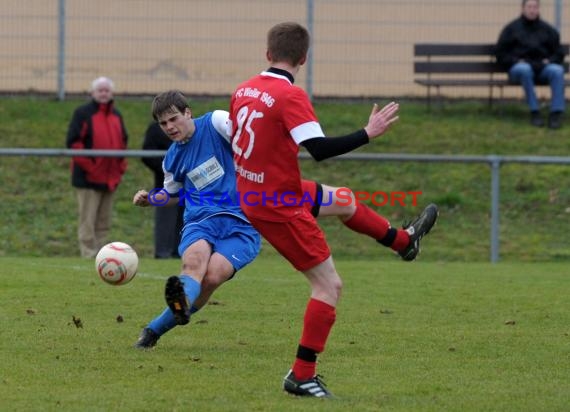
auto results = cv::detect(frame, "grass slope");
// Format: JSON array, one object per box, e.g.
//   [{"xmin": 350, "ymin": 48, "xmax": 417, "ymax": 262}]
[
  {"xmin": 0, "ymin": 97, "xmax": 569, "ymax": 261},
  {"xmin": 1, "ymin": 256, "xmax": 569, "ymax": 411}
]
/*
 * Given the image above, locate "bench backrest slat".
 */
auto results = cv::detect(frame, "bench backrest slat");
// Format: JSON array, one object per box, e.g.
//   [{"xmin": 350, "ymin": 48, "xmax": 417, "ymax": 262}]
[
  {"xmin": 415, "ymin": 61, "xmax": 501, "ymax": 74},
  {"xmin": 415, "ymin": 61, "xmax": 569, "ymax": 74},
  {"xmin": 414, "ymin": 43, "xmax": 570, "ymax": 57},
  {"xmin": 415, "ymin": 44, "xmax": 495, "ymax": 56}
]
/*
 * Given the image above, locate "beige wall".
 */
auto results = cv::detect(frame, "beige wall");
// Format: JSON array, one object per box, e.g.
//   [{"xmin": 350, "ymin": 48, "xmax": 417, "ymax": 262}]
[{"xmin": 1, "ymin": 0, "xmax": 568, "ymax": 98}]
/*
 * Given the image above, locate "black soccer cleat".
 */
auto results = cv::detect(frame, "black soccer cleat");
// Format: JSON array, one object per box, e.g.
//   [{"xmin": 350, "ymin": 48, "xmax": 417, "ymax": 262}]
[
  {"xmin": 283, "ymin": 370, "xmax": 334, "ymax": 398},
  {"xmin": 165, "ymin": 276, "xmax": 191, "ymax": 325},
  {"xmin": 134, "ymin": 327, "xmax": 160, "ymax": 349},
  {"xmin": 398, "ymin": 203, "xmax": 439, "ymax": 262}
]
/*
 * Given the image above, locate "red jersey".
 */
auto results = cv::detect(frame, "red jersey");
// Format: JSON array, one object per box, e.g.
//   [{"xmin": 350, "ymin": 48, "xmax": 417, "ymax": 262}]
[{"xmin": 229, "ymin": 70, "xmax": 324, "ymax": 221}]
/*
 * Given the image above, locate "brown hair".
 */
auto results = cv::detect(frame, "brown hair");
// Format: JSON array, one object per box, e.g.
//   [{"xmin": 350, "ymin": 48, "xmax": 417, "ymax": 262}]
[
  {"xmin": 267, "ymin": 22, "xmax": 310, "ymax": 66},
  {"xmin": 151, "ymin": 90, "xmax": 189, "ymax": 120}
]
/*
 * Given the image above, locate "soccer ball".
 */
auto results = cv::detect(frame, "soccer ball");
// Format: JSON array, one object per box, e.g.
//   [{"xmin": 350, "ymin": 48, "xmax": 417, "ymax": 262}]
[{"xmin": 95, "ymin": 242, "xmax": 138, "ymax": 286}]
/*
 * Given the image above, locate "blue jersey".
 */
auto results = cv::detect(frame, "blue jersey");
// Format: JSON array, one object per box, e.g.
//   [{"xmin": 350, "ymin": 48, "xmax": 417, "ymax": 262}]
[{"xmin": 162, "ymin": 111, "xmax": 248, "ymax": 225}]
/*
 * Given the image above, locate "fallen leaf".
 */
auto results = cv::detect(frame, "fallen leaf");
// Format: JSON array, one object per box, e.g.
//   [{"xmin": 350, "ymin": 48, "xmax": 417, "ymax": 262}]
[{"xmin": 72, "ymin": 315, "xmax": 83, "ymax": 328}]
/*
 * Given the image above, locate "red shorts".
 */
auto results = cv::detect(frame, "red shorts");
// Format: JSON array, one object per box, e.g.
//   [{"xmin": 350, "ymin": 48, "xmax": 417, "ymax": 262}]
[{"xmin": 248, "ymin": 208, "xmax": 330, "ymax": 272}]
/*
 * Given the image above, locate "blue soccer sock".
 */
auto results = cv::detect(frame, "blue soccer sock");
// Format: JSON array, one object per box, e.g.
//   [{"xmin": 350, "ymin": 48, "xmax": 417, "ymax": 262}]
[
  {"xmin": 190, "ymin": 305, "xmax": 200, "ymax": 314},
  {"xmin": 180, "ymin": 274, "xmax": 201, "ymax": 306},
  {"xmin": 147, "ymin": 307, "xmax": 177, "ymax": 336}
]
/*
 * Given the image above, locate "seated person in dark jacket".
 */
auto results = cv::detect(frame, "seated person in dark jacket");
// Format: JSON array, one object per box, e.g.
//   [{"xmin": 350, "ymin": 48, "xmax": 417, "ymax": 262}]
[
  {"xmin": 496, "ymin": 0, "xmax": 565, "ymax": 129},
  {"xmin": 142, "ymin": 122, "xmax": 184, "ymax": 258}
]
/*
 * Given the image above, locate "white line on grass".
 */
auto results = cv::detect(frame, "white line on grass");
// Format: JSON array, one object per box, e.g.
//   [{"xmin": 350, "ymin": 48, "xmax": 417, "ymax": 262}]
[
  {"xmin": 23, "ymin": 260, "xmax": 168, "ymax": 281},
  {"xmin": 136, "ymin": 272, "xmax": 169, "ymax": 281}
]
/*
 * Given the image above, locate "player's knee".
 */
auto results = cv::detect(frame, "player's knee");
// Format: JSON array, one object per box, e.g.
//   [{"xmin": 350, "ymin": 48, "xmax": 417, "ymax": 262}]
[
  {"xmin": 335, "ymin": 187, "xmax": 357, "ymax": 218},
  {"xmin": 201, "ymin": 275, "xmax": 220, "ymax": 292},
  {"xmin": 204, "ymin": 259, "xmax": 234, "ymax": 287},
  {"xmin": 326, "ymin": 276, "xmax": 343, "ymax": 302},
  {"xmin": 203, "ymin": 270, "xmax": 230, "ymax": 289},
  {"xmin": 333, "ymin": 278, "xmax": 343, "ymax": 299},
  {"xmin": 181, "ymin": 251, "xmax": 207, "ymax": 272},
  {"xmin": 310, "ymin": 276, "xmax": 342, "ymax": 303}
]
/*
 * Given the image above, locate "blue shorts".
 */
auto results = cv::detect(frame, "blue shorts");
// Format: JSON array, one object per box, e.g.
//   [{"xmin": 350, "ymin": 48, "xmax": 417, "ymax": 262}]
[{"xmin": 178, "ymin": 214, "xmax": 261, "ymax": 272}]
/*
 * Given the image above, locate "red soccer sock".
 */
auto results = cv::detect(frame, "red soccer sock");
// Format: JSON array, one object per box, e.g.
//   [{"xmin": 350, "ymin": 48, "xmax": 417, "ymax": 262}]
[
  {"xmin": 292, "ymin": 298, "xmax": 336, "ymax": 381},
  {"xmin": 390, "ymin": 229, "xmax": 411, "ymax": 252},
  {"xmin": 343, "ymin": 203, "xmax": 410, "ymax": 251},
  {"xmin": 343, "ymin": 203, "xmax": 390, "ymax": 239},
  {"xmin": 291, "ymin": 358, "xmax": 316, "ymax": 382}
]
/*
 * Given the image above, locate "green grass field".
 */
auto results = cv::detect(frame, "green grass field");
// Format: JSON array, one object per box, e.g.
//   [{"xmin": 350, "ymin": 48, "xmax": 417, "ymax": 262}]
[
  {"xmin": 1, "ymin": 256, "xmax": 569, "ymax": 411},
  {"xmin": 0, "ymin": 97, "xmax": 569, "ymax": 410}
]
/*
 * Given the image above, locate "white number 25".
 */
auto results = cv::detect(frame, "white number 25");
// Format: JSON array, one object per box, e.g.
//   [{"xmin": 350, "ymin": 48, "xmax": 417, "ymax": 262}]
[{"xmin": 232, "ymin": 107, "xmax": 264, "ymax": 159}]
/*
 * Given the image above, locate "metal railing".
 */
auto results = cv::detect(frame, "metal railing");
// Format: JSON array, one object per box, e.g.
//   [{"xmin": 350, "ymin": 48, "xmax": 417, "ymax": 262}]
[{"xmin": 1, "ymin": 148, "xmax": 569, "ymax": 263}]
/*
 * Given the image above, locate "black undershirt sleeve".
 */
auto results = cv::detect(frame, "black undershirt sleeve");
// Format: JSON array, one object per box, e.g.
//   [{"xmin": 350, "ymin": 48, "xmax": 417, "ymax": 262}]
[{"xmin": 300, "ymin": 129, "xmax": 369, "ymax": 161}]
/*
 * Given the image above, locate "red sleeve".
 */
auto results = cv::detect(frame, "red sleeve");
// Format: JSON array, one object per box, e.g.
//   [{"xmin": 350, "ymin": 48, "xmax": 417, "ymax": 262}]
[
  {"xmin": 69, "ymin": 121, "xmax": 96, "ymax": 173},
  {"xmin": 281, "ymin": 88, "xmax": 319, "ymax": 132}
]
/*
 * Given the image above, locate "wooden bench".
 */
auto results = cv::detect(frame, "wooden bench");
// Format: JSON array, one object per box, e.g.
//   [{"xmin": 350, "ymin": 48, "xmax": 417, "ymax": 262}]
[{"xmin": 414, "ymin": 43, "xmax": 570, "ymax": 108}]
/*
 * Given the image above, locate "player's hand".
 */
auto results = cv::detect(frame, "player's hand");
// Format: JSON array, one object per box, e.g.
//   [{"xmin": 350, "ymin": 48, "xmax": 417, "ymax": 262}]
[
  {"xmin": 133, "ymin": 190, "xmax": 150, "ymax": 207},
  {"xmin": 364, "ymin": 102, "xmax": 399, "ymax": 140}
]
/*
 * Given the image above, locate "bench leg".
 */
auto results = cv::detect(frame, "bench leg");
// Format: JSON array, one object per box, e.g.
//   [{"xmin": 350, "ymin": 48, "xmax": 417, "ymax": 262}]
[{"xmin": 498, "ymin": 86, "xmax": 504, "ymax": 116}]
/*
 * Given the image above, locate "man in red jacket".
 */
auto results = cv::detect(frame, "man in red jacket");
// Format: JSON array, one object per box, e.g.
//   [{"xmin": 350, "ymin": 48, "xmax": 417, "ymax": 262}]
[{"xmin": 66, "ymin": 76, "xmax": 128, "ymax": 258}]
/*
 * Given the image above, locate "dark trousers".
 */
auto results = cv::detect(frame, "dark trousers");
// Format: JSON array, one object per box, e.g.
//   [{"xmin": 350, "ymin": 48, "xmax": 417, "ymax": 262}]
[{"xmin": 154, "ymin": 205, "xmax": 184, "ymax": 258}]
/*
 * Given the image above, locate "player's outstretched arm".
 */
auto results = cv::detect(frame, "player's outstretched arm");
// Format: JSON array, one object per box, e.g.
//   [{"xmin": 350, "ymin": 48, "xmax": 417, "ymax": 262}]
[
  {"xmin": 133, "ymin": 188, "xmax": 180, "ymax": 207},
  {"xmin": 301, "ymin": 102, "xmax": 399, "ymax": 162}
]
